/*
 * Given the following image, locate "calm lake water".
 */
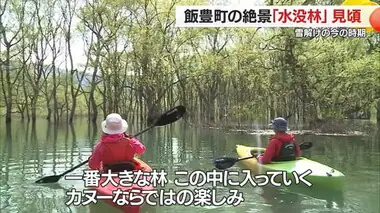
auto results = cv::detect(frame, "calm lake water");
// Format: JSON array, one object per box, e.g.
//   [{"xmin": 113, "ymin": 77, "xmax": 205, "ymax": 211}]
[{"xmin": 1, "ymin": 119, "xmax": 379, "ymax": 213}]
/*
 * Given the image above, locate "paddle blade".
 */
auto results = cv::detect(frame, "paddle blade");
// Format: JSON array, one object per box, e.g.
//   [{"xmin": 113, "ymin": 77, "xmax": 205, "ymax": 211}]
[
  {"xmin": 35, "ymin": 175, "xmax": 62, "ymax": 184},
  {"xmin": 213, "ymin": 157, "xmax": 238, "ymax": 170},
  {"xmin": 300, "ymin": 142, "xmax": 313, "ymax": 150},
  {"xmin": 154, "ymin": 105, "xmax": 186, "ymax": 126}
]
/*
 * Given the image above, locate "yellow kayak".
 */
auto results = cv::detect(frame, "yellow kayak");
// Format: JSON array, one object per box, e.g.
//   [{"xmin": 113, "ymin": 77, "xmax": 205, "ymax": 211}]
[{"xmin": 236, "ymin": 145, "xmax": 345, "ymax": 191}]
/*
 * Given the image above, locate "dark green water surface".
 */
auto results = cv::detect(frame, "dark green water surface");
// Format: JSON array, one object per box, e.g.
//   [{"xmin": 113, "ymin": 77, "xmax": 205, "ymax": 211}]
[{"xmin": 1, "ymin": 119, "xmax": 379, "ymax": 213}]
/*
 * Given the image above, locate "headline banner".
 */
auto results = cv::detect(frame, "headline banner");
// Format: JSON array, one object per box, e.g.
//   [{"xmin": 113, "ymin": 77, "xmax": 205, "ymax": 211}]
[{"xmin": 175, "ymin": 6, "xmax": 380, "ymax": 28}]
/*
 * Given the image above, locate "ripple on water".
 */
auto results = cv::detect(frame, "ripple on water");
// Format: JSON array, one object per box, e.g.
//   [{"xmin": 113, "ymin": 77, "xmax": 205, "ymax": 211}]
[
  {"xmin": 3, "ymin": 161, "xmax": 19, "ymax": 171},
  {"xmin": 3, "ymin": 162, "xmax": 40, "ymax": 183},
  {"xmin": 1, "ymin": 156, "xmax": 89, "ymax": 212},
  {"xmin": 44, "ymin": 149, "xmax": 71, "ymax": 155},
  {"xmin": 2, "ymin": 156, "xmax": 89, "ymax": 186},
  {"xmin": 1, "ymin": 183, "xmax": 87, "ymax": 213}
]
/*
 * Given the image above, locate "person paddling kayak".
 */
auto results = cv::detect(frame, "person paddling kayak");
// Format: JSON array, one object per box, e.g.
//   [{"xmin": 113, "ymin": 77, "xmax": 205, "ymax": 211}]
[
  {"xmin": 88, "ymin": 113, "xmax": 146, "ymax": 172},
  {"xmin": 256, "ymin": 117, "xmax": 302, "ymax": 164}
]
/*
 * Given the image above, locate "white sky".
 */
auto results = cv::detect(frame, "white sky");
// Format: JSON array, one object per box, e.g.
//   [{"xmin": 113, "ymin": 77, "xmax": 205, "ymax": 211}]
[{"xmin": 0, "ymin": 0, "xmax": 265, "ymax": 71}]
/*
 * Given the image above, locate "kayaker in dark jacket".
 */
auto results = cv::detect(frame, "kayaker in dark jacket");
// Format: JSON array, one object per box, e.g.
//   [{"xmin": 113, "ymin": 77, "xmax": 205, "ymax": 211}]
[
  {"xmin": 256, "ymin": 117, "xmax": 301, "ymax": 164},
  {"xmin": 88, "ymin": 113, "xmax": 146, "ymax": 172}
]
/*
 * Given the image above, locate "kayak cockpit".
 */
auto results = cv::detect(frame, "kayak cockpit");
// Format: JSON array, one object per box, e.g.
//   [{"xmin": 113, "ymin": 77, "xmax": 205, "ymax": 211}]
[
  {"xmin": 250, "ymin": 147, "xmax": 304, "ymax": 163},
  {"xmin": 103, "ymin": 160, "xmax": 140, "ymax": 173}
]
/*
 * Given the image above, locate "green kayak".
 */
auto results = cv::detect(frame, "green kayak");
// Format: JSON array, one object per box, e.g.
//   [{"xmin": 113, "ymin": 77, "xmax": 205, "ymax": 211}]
[{"xmin": 236, "ymin": 145, "xmax": 345, "ymax": 191}]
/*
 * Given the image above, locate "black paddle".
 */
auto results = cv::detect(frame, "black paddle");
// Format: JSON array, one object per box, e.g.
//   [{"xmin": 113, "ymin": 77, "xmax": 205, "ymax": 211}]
[
  {"xmin": 35, "ymin": 105, "xmax": 186, "ymax": 184},
  {"xmin": 213, "ymin": 142, "xmax": 313, "ymax": 170}
]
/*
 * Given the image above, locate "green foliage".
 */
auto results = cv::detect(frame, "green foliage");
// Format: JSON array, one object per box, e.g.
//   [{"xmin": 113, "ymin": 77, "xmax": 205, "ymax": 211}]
[{"xmin": 0, "ymin": 0, "xmax": 379, "ymax": 126}]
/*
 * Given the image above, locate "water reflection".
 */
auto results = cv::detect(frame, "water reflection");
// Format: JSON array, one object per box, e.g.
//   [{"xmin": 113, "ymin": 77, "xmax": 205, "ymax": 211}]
[
  {"xmin": 259, "ymin": 185, "xmax": 344, "ymax": 212},
  {"xmin": 260, "ymin": 186, "xmax": 304, "ymax": 213},
  {"xmin": 0, "ymin": 119, "xmax": 379, "ymax": 213}
]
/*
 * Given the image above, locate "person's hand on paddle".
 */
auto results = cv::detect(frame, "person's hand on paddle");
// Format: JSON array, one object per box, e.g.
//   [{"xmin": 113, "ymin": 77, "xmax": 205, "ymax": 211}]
[
  {"xmin": 250, "ymin": 151, "xmax": 262, "ymax": 159},
  {"xmin": 255, "ymin": 153, "xmax": 264, "ymax": 163},
  {"xmin": 255, "ymin": 153, "xmax": 263, "ymax": 158},
  {"xmin": 123, "ymin": 133, "xmax": 144, "ymax": 158}
]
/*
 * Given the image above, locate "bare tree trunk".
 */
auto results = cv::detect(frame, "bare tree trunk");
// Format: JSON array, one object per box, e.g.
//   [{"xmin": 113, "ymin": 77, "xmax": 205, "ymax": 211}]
[{"xmin": 0, "ymin": 0, "xmax": 24, "ymax": 123}]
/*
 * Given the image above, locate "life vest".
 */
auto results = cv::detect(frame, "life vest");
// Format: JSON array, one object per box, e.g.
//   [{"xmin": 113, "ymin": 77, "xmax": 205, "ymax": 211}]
[{"xmin": 272, "ymin": 141, "xmax": 297, "ymax": 161}]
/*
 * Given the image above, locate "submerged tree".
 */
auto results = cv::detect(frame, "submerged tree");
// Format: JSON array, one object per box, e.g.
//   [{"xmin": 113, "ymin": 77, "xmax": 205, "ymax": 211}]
[{"xmin": 0, "ymin": 0, "xmax": 379, "ymax": 128}]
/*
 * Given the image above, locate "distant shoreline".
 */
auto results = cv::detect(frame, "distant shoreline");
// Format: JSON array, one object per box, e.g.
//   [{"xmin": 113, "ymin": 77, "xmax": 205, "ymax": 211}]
[
  {"xmin": 191, "ymin": 123, "xmax": 373, "ymax": 137},
  {"xmin": 226, "ymin": 128, "xmax": 369, "ymax": 137},
  {"xmin": 1, "ymin": 115, "xmax": 377, "ymax": 137}
]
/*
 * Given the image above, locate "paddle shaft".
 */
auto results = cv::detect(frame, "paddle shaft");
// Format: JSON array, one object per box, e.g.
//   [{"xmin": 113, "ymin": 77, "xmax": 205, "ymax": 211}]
[
  {"xmin": 58, "ymin": 126, "xmax": 155, "ymax": 177},
  {"xmin": 236, "ymin": 156, "xmax": 257, "ymax": 162}
]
